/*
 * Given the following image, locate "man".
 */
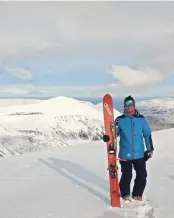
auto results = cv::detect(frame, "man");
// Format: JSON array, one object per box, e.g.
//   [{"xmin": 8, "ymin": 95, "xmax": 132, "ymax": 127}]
[{"xmin": 115, "ymin": 96, "xmax": 154, "ymax": 201}]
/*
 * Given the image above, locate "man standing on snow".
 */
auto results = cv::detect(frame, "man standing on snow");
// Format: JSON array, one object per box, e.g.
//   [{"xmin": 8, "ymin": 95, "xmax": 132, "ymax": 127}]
[{"xmin": 115, "ymin": 96, "xmax": 154, "ymax": 201}]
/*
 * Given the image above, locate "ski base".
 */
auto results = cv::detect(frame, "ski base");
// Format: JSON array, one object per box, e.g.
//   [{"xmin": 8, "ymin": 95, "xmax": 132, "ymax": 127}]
[{"xmin": 103, "ymin": 94, "xmax": 121, "ymax": 207}]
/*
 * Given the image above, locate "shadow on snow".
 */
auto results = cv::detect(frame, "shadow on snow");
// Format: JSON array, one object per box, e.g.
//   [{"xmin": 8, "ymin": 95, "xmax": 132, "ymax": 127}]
[{"xmin": 38, "ymin": 157, "xmax": 110, "ymax": 205}]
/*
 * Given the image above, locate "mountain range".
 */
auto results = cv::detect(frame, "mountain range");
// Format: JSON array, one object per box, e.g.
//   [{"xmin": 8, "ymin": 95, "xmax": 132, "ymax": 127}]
[
  {"xmin": 136, "ymin": 97, "xmax": 174, "ymax": 131},
  {"xmin": 0, "ymin": 96, "xmax": 120, "ymax": 157},
  {"xmin": 0, "ymin": 96, "xmax": 173, "ymax": 157}
]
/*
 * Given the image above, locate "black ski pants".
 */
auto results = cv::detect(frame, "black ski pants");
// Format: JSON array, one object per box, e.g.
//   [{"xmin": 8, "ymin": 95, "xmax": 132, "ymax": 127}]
[{"xmin": 119, "ymin": 158, "xmax": 147, "ymax": 197}]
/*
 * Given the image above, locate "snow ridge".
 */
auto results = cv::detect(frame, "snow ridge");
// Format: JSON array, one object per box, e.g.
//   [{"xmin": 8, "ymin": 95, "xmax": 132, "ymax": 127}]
[{"xmin": 0, "ymin": 96, "xmax": 119, "ymax": 157}]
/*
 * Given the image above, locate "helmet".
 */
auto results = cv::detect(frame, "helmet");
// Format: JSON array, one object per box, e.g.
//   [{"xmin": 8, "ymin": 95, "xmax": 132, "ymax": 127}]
[{"xmin": 124, "ymin": 95, "xmax": 135, "ymax": 107}]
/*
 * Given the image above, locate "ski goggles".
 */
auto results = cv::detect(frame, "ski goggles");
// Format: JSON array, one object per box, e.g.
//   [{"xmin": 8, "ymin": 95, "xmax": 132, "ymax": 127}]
[{"xmin": 124, "ymin": 99, "xmax": 135, "ymax": 107}]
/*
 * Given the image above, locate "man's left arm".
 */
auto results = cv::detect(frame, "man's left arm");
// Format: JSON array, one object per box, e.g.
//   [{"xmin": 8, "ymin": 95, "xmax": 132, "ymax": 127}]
[{"xmin": 142, "ymin": 117, "xmax": 154, "ymax": 153}]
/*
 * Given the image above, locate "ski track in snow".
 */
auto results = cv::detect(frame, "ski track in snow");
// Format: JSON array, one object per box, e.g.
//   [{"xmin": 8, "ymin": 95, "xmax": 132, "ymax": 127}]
[{"xmin": 0, "ymin": 128, "xmax": 173, "ymax": 218}]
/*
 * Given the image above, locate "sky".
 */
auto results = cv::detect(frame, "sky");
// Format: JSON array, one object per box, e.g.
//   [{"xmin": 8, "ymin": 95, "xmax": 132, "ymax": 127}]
[{"xmin": 0, "ymin": 1, "xmax": 174, "ymax": 100}]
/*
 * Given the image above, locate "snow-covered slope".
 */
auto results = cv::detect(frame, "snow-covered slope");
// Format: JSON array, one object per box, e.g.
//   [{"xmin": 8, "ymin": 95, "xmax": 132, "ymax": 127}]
[
  {"xmin": 0, "ymin": 127, "xmax": 173, "ymax": 218},
  {"xmin": 137, "ymin": 97, "xmax": 174, "ymax": 109},
  {"xmin": 0, "ymin": 96, "xmax": 120, "ymax": 157}
]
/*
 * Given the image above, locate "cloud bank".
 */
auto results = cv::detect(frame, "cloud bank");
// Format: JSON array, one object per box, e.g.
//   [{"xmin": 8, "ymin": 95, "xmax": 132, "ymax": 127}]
[
  {"xmin": 110, "ymin": 66, "xmax": 164, "ymax": 86},
  {"xmin": 0, "ymin": 83, "xmax": 173, "ymax": 100},
  {"xmin": 0, "ymin": 2, "xmax": 174, "ymax": 99},
  {"xmin": 0, "ymin": 1, "xmax": 174, "ymax": 64}
]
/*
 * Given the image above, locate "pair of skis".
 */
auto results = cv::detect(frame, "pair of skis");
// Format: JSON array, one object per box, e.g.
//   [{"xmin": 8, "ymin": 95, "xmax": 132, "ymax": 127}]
[{"xmin": 102, "ymin": 94, "xmax": 121, "ymax": 207}]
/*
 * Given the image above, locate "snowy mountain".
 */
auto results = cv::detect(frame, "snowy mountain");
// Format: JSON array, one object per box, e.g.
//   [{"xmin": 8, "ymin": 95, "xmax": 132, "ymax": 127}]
[
  {"xmin": 95, "ymin": 97, "xmax": 174, "ymax": 132},
  {"xmin": 0, "ymin": 126, "xmax": 173, "ymax": 217},
  {"xmin": 137, "ymin": 97, "xmax": 174, "ymax": 109},
  {"xmin": 0, "ymin": 98, "xmax": 42, "ymax": 107},
  {"xmin": 0, "ymin": 96, "xmax": 121, "ymax": 157},
  {"xmin": 136, "ymin": 97, "xmax": 174, "ymax": 131}
]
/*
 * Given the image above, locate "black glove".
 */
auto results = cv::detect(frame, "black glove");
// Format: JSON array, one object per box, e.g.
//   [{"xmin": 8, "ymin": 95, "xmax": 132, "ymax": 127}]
[{"xmin": 144, "ymin": 150, "xmax": 153, "ymax": 161}]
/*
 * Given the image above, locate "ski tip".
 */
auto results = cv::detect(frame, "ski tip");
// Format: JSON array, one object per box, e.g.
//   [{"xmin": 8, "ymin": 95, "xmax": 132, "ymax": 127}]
[
  {"xmin": 103, "ymin": 134, "xmax": 110, "ymax": 142},
  {"xmin": 103, "ymin": 93, "xmax": 112, "ymax": 99}
]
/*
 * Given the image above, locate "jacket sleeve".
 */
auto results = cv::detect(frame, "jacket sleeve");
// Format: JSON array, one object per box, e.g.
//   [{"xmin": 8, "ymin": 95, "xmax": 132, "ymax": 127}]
[{"xmin": 142, "ymin": 117, "xmax": 154, "ymax": 152}]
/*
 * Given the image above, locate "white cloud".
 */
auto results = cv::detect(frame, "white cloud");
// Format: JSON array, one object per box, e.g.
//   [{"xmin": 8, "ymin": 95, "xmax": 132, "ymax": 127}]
[
  {"xmin": 0, "ymin": 2, "xmax": 174, "ymax": 99},
  {"xmin": 5, "ymin": 67, "xmax": 33, "ymax": 80},
  {"xmin": 0, "ymin": 86, "xmax": 29, "ymax": 95},
  {"xmin": 110, "ymin": 66, "xmax": 164, "ymax": 86},
  {"xmin": 0, "ymin": 1, "xmax": 174, "ymax": 66}
]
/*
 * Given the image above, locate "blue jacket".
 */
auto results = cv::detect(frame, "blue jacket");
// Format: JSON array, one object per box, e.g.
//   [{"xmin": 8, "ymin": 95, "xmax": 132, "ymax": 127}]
[{"xmin": 115, "ymin": 110, "xmax": 154, "ymax": 160}]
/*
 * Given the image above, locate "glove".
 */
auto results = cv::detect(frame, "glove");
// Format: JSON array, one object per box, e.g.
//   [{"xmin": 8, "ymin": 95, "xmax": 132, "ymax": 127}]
[{"xmin": 144, "ymin": 151, "xmax": 153, "ymax": 161}]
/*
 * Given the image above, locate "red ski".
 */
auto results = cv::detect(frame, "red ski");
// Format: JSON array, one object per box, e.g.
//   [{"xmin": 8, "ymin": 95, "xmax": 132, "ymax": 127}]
[{"xmin": 102, "ymin": 94, "xmax": 121, "ymax": 207}]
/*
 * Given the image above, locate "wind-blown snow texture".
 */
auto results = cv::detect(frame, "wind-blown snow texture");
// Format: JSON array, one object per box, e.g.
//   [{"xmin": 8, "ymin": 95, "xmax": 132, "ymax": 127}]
[
  {"xmin": 0, "ymin": 96, "xmax": 121, "ymax": 157},
  {"xmin": 0, "ymin": 128, "xmax": 173, "ymax": 217}
]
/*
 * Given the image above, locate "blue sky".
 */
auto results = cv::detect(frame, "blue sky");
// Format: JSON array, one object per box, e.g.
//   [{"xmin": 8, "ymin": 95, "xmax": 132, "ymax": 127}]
[{"xmin": 0, "ymin": 1, "xmax": 174, "ymax": 99}]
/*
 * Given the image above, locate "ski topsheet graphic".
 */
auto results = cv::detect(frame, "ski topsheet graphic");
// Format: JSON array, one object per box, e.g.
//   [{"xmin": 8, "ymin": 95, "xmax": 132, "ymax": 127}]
[{"xmin": 102, "ymin": 94, "xmax": 121, "ymax": 207}]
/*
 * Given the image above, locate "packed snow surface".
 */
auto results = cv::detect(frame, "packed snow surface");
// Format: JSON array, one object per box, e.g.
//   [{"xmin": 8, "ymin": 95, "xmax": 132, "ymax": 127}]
[{"xmin": 0, "ymin": 127, "xmax": 173, "ymax": 217}]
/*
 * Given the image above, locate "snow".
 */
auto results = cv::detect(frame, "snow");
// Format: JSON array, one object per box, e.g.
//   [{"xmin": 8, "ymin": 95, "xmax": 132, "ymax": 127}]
[
  {"xmin": 0, "ymin": 96, "xmax": 106, "ymax": 120},
  {"xmin": 0, "ymin": 96, "xmax": 121, "ymax": 156},
  {"xmin": 137, "ymin": 97, "xmax": 174, "ymax": 110},
  {"xmin": 136, "ymin": 98, "xmax": 174, "ymax": 131},
  {"xmin": 0, "ymin": 96, "xmax": 173, "ymax": 217},
  {"xmin": 0, "ymin": 127, "xmax": 173, "ymax": 217}
]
